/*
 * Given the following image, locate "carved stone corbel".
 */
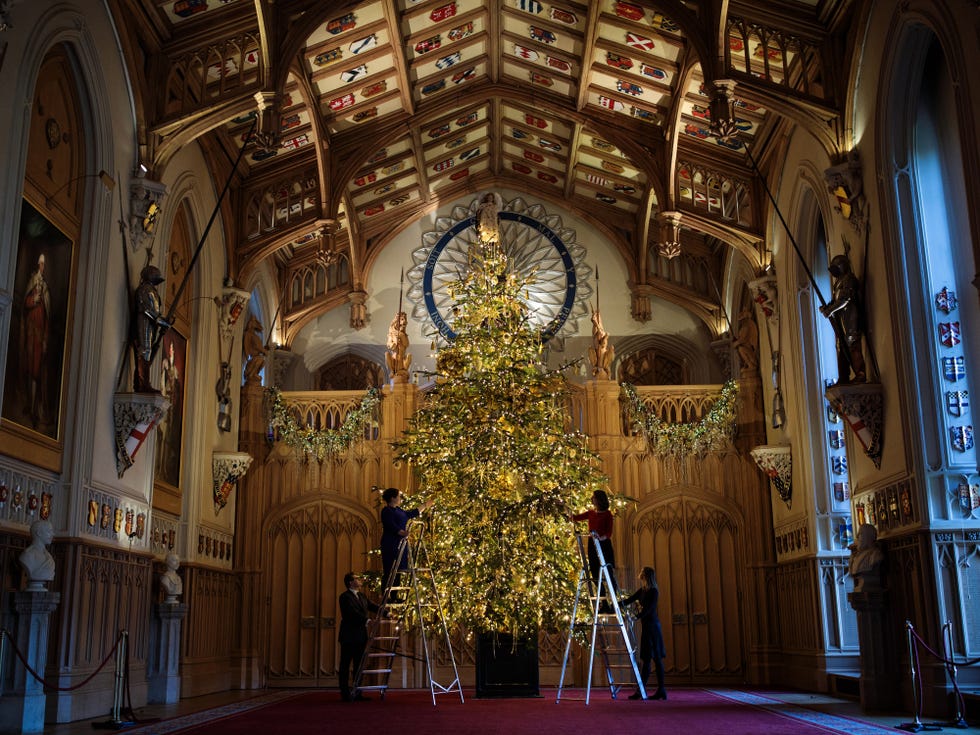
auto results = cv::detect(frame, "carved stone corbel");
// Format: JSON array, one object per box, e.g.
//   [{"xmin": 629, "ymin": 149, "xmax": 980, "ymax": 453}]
[
  {"xmin": 825, "ymin": 382, "xmax": 884, "ymax": 469},
  {"xmin": 824, "ymin": 150, "xmax": 866, "ymax": 233},
  {"xmin": 216, "ymin": 286, "xmax": 250, "ymax": 344},
  {"xmin": 710, "ymin": 337, "xmax": 733, "ymax": 380},
  {"xmin": 349, "ymin": 289, "xmax": 368, "ymax": 330},
  {"xmin": 749, "ymin": 276, "xmax": 778, "ymax": 327},
  {"xmin": 708, "ymin": 79, "xmax": 741, "ymax": 140},
  {"xmin": 268, "ymin": 348, "xmax": 296, "ymax": 389},
  {"xmin": 212, "ymin": 452, "xmax": 253, "ymax": 515},
  {"xmin": 630, "ymin": 284, "xmax": 654, "ymax": 322},
  {"xmin": 253, "ymin": 91, "xmax": 282, "ymax": 153},
  {"xmin": 750, "ymin": 444, "xmax": 793, "ymax": 507},
  {"xmin": 656, "ymin": 211, "xmax": 682, "ymax": 259},
  {"xmin": 113, "ymin": 392, "xmax": 170, "ymax": 478},
  {"xmin": 130, "ymin": 175, "xmax": 167, "ymax": 252}
]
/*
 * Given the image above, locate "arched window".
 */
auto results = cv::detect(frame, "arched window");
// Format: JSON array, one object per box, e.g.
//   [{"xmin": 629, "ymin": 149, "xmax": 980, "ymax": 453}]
[
  {"xmin": 883, "ymin": 23, "xmax": 979, "ymax": 660},
  {"xmin": 912, "ymin": 40, "xmax": 976, "ymax": 478},
  {"xmin": 794, "ymin": 188, "xmax": 858, "ymax": 655}
]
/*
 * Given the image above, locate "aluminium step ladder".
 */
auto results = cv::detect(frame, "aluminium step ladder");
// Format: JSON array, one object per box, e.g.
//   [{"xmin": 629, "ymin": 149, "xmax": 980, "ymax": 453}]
[
  {"xmin": 557, "ymin": 532, "xmax": 646, "ymax": 704},
  {"xmin": 353, "ymin": 519, "xmax": 464, "ymax": 705}
]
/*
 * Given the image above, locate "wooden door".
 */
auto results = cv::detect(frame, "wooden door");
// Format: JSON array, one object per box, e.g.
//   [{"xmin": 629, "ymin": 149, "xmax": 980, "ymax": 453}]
[
  {"xmin": 633, "ymin": 495, "xmax": 744, "ymax": 683},
  {"xmin": 264, "ymin": 497, "xmax": 374, "ymax": 687}
]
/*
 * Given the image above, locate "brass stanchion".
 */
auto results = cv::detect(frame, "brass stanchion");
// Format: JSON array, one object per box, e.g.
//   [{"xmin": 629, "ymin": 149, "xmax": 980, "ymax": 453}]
[
  {"xmin": 898, "ymin": 621, "xmax": 941, "ymax": 732},
  {"xmin": 942, "ymin": 621, "xmax": 969, "ymax": 729},
  {"xmin": 93, "ymin": 630, "xmax": 135, "ymax": 730}
]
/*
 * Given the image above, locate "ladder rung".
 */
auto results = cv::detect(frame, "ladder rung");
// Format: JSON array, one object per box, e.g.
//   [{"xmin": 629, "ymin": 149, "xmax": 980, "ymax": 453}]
[
  {"xmin": 361, "ymin": 668, "xmax": 392, "ymax": 675},
  {"xmin": 372, "ymin": 636, "xmax": 400, "ymax": 641},
  {"xmin": 357, "ymin": 685, "xmax": 389, "ymax": 691},
  {"xmin": 367, "ymin": 652, "xmax": 395, "ymax": 658}
]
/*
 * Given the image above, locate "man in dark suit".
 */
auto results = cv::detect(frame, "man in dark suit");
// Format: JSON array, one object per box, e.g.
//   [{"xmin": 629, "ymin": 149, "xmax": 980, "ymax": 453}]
[{"xmin": 338, "ymin": 572, "xmax": 379, "ymax": 701}]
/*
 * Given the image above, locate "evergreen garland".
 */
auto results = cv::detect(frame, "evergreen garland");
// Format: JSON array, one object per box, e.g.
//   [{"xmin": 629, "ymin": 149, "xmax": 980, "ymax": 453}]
[
  {"xmin": 622, "ymin": 380, "xmax": 739, "ymax": 458},
  {"xmin": 268, "ymin": 387, "xmax": 381, "ymax": 460}
]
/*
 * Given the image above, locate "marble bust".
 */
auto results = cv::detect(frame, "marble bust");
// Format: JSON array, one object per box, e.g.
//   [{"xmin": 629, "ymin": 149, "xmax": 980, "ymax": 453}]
[
  {"xmin": 849, "ymin": 523, "xmax": 884, "ymax": 591},
  {"xmin": 19, "ymin": 519, "xmax": 56, "ymax": 590},
  {"xmin": 160, "ymin": 552, "xmax": 183, "ymax": 603}
]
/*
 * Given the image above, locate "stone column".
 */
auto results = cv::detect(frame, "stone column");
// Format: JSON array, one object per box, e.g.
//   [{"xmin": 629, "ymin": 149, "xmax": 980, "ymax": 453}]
[
  {"xmin": 848, "ymin": 582, "xmax": 901, "ymax": 711},
  {"xmin": 0, "ymin": 590, "xmax": 60, "ymax": 735},
  {"xmin": 147, "ymin": 603, "xmax": 188, "ymax": 704}
]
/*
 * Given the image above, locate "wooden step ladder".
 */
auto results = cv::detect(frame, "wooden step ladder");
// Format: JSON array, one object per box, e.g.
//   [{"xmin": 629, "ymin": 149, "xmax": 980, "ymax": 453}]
[
  {"xmin": 353, "ymin": 519, "xmax": 464, "ymax": 705},
  {"xmin": 556, "ymin": 532, "xmax": 646, "ymax": 704}
]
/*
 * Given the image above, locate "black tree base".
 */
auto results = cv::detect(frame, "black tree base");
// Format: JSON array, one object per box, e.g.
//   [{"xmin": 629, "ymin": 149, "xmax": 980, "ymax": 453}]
[{"xmin": 475, "ymin": 632, "xmax": 540, "ymax": 698}]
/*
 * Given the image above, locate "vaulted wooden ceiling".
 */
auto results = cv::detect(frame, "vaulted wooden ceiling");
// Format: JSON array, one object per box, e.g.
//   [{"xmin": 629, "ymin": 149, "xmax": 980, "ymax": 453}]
[{"xmin": 114, "ymin": 0, "xmax": 855, "ymax": 342}]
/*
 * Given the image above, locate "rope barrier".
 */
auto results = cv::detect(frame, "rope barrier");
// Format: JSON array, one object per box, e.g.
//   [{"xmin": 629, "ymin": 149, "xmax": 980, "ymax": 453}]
[
  {"xmin": 909, "ymin": 624, "xmax": 980, "ymax": 667},
  {"xmin": 0, "ymin": 628, "xmax": 123, "ymax": 692},
  {"xmin": 899, "ymin": 620, "xmax": 975, "ymax": 732}
]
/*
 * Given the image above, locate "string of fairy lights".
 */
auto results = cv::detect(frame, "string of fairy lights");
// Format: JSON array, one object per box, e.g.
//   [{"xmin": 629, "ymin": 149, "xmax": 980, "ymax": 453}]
[{"xmin": 265, "ymin": 237, "xmax": 738, "ymax": 638}]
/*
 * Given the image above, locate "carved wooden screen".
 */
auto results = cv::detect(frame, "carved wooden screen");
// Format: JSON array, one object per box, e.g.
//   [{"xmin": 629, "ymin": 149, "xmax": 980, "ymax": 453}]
[
  {"xmin": 632, "ymin": 496, "xmax": 743, "ymax": 683},
  {"xmin": 265, "ymin": 497, "xmax": 373, "ymax": 686}
]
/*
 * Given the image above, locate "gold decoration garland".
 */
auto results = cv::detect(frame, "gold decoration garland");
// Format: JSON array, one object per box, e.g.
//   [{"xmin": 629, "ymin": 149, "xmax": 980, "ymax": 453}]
[
  {"xmin": 622, "ymin": 381, "xmax": 739, "ymax": 458},
  {"xmin": 267, "ymin": 387, "xmax": 381, "ymax": 460}
]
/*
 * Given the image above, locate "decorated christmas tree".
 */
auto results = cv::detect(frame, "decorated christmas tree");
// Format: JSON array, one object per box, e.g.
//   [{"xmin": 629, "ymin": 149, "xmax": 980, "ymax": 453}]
[{"xmin": 393, "ymin": 228, "xmax": 606, "ymax": 639}]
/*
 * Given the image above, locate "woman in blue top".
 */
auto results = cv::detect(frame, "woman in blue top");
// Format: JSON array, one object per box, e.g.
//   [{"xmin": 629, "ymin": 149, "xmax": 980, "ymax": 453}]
[{"xmin": 380, "ymin": 487, "xmax": 431, "ymax": 590}]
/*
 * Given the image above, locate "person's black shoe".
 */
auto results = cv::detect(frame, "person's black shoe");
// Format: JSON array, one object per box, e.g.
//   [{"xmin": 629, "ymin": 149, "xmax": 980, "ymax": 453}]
[
  {"xmin": 340, "ymin": 692, "xmax": 352, "ymax": 702},
  {"xmin": 652, "ymin": 688, "xmax": 667, "ymax": 700},
  {"xmin": 628, "ymin": 690, "xmax": 643, "ymax": 700},
  {"xmin": 353, "ymin": 694, "xmax": 372, "ymax": 701}
]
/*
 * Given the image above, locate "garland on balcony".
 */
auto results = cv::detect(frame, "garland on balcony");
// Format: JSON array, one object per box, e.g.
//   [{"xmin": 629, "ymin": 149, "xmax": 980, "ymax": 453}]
[
  {"xmin": 622, "ymin": 381, "xmax": 739, "ymax": 458},
  {"xmin": 267, "ymin": 387, "xmax": 381, "ymax": 460}
]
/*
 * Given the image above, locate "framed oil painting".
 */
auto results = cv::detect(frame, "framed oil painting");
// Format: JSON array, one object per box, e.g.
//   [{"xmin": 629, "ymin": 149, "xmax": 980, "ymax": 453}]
[
  {"xmin": 155, "ymin": 328, "xmax": 187, "ymax": 488},
  {"xmin": 1, "ymin": 198, "xmax": 75, "ymax": 441}
]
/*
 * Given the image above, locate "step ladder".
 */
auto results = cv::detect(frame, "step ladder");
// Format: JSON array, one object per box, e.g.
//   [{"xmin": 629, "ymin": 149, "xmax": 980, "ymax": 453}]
[
  {"xmin": 556, "ymin": 532, "xmax": 646, "ymax": 704},
  {"xmin": 353, "ymin": 519, "xmax": 464, "ymax": 705}
]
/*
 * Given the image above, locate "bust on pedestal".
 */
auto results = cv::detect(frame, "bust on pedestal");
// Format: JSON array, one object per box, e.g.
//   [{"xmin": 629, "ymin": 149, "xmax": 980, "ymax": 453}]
[
  {"xmin": 149, "ymin": 553, "xmax": 188, "ymax": 704},
  {"xmin": 0, "ymin": 521, "xmax": 61, "ymax": 734},
  {"xmin": 847, "ymin": 523, "xmax": 899, "ymax": 711},
  {"xmin": 19, "ymin": 520, "xmax": 55, "ymax": 591},
  {"xmin": 160, "ymin": 552, "xmax": 183, "ymax": 603}
]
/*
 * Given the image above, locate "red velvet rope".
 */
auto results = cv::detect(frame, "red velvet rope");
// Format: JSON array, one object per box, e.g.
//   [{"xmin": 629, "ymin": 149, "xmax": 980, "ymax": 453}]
[
  {"xmin": 908, "ymin": 624, "xmax": 980, "ymax": 667},
  {"xmin": 0, "ymin": 628, "xmax": 124, "ymax": 692}
]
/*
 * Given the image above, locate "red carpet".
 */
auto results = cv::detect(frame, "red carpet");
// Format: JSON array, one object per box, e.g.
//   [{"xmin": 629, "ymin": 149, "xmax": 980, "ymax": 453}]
[{"xmin": 126, "ymin": 688, "xmax": 904, "ymax": 735}]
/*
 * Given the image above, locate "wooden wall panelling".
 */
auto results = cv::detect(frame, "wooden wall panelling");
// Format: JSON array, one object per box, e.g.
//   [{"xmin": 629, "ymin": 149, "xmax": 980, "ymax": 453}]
[
  {"xmin": 179, "ymin": 565, "xmax": 239, "ymax": 697},
  {"xmin": 46, "ymin": 543, "xmax": 152, "ymax": 722}
]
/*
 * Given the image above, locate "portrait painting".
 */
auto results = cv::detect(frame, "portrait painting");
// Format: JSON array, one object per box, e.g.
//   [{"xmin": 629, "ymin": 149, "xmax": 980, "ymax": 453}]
[
  {"xmin": 155, "ymin": 328, "xmax": 187, "ymax": 488},
  {"xmin": 1, "ymin": 198, "xmax": 75, "ymax": 441}
]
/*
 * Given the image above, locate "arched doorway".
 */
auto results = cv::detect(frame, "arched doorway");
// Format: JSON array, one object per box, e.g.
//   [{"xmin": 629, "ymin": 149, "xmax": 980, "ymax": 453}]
[
  {"xmin": 631, "ymin": 491, "xmax": 744, "ymax": 684},
  {"xmin": 263, "ymin": 495, "xmax": 374, "ymax": 687}
]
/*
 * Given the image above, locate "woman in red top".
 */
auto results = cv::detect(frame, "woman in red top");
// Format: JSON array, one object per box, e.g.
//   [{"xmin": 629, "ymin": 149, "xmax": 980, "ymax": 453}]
[{"xmin": 571, "ymin": 490, "xmax": 618, "ymax": 607}]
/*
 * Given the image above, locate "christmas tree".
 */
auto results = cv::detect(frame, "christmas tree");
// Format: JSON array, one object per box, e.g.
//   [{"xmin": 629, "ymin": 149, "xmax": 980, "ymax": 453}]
[{"xmin": 393, "ymin": 213, "xmax": 606, "ymax": 639}]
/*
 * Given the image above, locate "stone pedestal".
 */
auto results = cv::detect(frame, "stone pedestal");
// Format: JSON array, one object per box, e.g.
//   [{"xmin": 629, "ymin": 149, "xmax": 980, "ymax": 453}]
[
  {"xmin": 0, "ymin": 590, "xmax": 60, "ymax": 734},
  {"xmin": 147, "ymin": 603, "xmax": 187, "ymax": 704},
  {"xmin": 848, "ymin": 583, "xmax": 901, "ymax": 712}
]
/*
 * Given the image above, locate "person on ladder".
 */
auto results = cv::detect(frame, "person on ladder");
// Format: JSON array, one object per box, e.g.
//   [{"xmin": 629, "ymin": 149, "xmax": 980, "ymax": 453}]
[
  {"xmin": 621, "ymin": 566, "xmax": 667, "ymax": 700},
  {"xmin": 338, "ymin": 572, "xmax": 379, "ymax": 702},
  {"xmin": 379, "ymin": 487, "xmax": 432, "ymax": 596},
  {"xmin": 570, "ymin": 489, "xmax": 618, "ymax": 612}
]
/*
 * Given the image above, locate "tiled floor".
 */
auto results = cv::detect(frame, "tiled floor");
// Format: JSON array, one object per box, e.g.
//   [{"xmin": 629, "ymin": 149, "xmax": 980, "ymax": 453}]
[{"xmin": 36, "ymin": 687, "xmax": 980, "ymax": 735}]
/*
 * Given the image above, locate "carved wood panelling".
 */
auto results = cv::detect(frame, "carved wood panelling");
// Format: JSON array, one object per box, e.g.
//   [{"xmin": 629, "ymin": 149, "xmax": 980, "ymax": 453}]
[
  {"xmin": 265, "ymin": 499, "xmax": 372, "ymax": 686},
  {"xmin": 775, "ymin": 559, "xmax": 820, "ymax": 651},
  {"xmin": 633, "ymin": 496, "xmax": 743, "ymax": 680},
  {"xmin": 41, "ymin": 543, "xmax": 151, "ymax": 722}
]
